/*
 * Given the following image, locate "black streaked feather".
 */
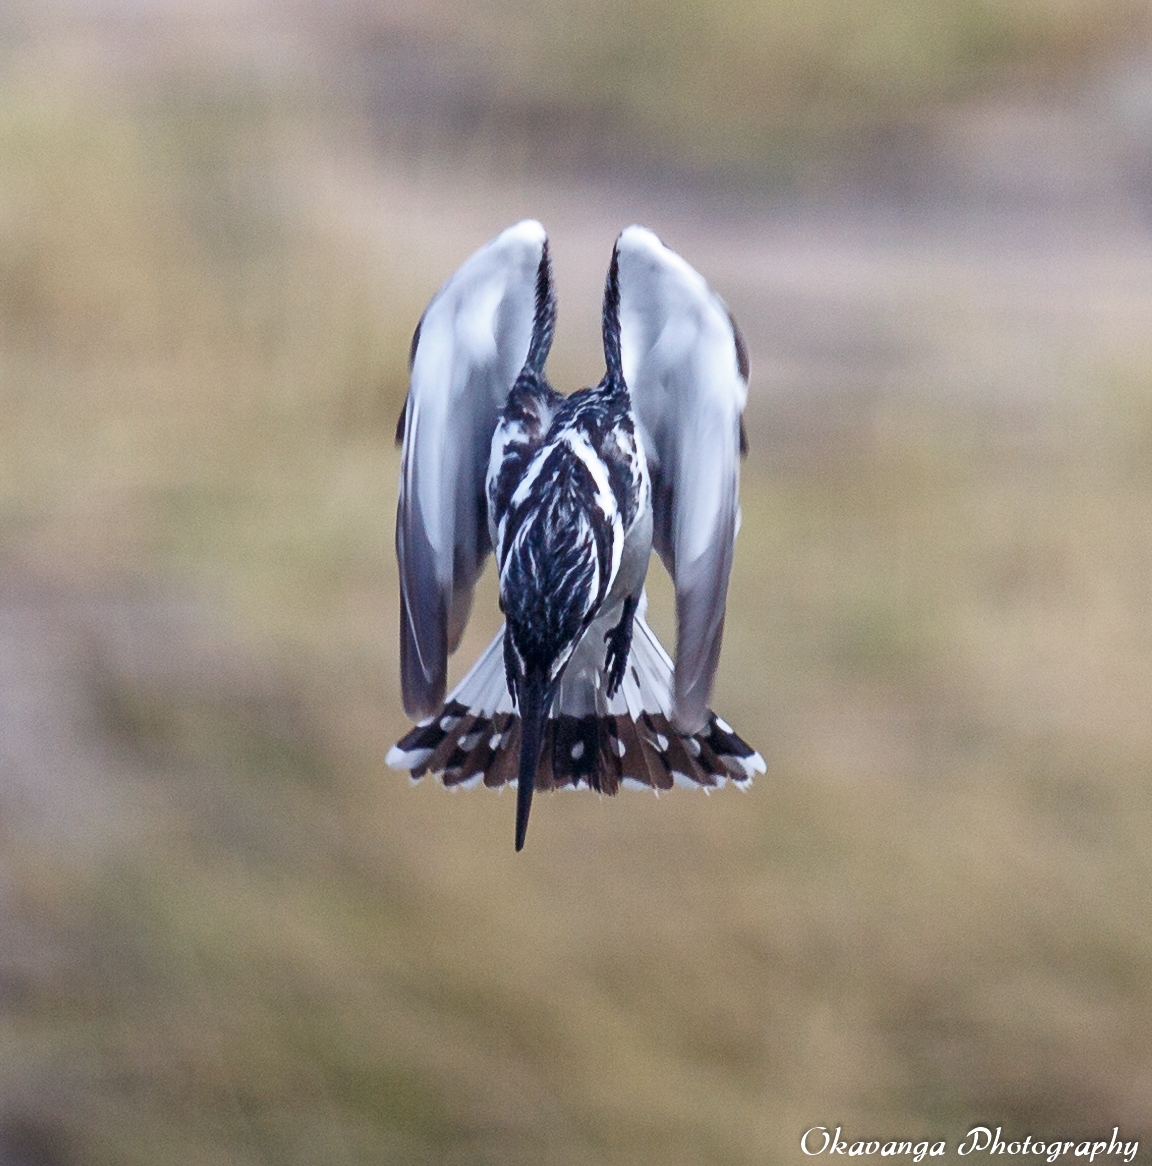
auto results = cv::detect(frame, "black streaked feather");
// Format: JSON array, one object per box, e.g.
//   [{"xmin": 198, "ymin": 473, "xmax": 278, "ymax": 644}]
[
  {"xmin": 601, "ymin": 240, "xmax": 623, "ymax": 384},
  {"xmin": 395, "ymin": 396, "xmax": 407, "ymax": 446},
  {"xmin": 525, "ymin": 240, "xmax": 556, "ymax": 376}
]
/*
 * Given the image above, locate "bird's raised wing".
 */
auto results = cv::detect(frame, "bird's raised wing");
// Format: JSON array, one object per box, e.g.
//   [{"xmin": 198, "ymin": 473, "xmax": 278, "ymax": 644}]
[
  {"xmin": 397, "ymin": 219, "xmax": 553, "ymax": 719},
  {"xmin": 609, "ymin": 225, "xmax": 749, "ymax": 734}
]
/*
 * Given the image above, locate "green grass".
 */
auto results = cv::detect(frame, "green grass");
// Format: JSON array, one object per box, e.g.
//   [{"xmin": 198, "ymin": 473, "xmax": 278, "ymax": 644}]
[{"xmin": 2, "ymin": 18, "xmax": 1152, "ymax": 1166}]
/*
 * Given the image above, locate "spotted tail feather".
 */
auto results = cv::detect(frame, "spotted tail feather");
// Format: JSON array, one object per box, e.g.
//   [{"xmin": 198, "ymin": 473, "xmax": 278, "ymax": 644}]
[{"xmin": 386, "ymin": 618, "xmax": 765, "ymax": 793}]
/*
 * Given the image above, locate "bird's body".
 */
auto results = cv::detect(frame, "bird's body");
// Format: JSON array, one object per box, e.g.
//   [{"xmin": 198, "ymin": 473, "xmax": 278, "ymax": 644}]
[
  {"xmin": 490, "ymin": 339, "xmax": 652, "ymax": 846},
  {"xmin": 388, "ymin": 221, "xmax": 764, "ymax": 849}
]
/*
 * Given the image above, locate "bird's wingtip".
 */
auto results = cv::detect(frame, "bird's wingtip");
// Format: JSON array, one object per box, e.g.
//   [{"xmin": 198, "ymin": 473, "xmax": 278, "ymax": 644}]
[
  {"xmin": 616, "ymin": 224, "xmax": 661, "ymax": 252},
  {"xmin": 503, "ymin": 219, "xmax": 547, "ymax": 247}
]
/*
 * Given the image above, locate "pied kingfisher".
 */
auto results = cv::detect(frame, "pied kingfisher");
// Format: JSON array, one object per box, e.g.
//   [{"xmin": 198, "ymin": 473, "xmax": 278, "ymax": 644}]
[{"xmin": 388, "ymin": 221, "xmax": 764, "ymax": 850}]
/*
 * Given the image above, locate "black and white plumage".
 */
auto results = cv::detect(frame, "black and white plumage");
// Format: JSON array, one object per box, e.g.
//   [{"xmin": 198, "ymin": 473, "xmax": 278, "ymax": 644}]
[{"xmin": 389, "ymin": 220, "xmax": 764, "ymax": 850}]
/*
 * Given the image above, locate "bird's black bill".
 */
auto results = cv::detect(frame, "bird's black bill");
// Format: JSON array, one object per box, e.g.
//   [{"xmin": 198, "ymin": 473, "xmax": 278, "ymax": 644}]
[{"xmin": 514, "ymin": 675, "xmax": 549, "ymax": 852}]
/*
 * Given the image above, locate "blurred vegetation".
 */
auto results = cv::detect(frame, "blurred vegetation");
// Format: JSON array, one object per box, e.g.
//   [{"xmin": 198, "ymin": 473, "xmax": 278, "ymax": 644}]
[
  {"xmin": 344, "ymin": 0, "xmax": 1152, "ymax": 177},
  {"xmin": 2, "ymin": 4, "xmax": 1152, "ymax": 1166},
  {"xmin": 0, "ymin": 57, "xmax": 404, "ymax": 615}
]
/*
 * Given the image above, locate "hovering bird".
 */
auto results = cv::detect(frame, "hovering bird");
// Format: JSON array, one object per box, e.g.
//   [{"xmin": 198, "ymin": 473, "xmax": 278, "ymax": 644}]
[{"xmin": 387, "ymin": 221, "xmax": 764, "ymax": 850}]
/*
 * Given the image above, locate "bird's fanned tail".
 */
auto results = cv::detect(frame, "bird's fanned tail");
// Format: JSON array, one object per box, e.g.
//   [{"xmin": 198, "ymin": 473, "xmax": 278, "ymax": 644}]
[{"xmin": 387, "ymin": 612, "xmax": 764, "ymax": 794}]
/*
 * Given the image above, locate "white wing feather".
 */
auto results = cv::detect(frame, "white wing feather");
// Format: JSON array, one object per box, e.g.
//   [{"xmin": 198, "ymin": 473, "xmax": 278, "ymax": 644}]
[
  {"xmin": 397, "ymin": 220, "xmax": 547, "ymax": 719},
  {"xmin": 614, "ymin": 225, "xmax": 748, "ymax": 734}
]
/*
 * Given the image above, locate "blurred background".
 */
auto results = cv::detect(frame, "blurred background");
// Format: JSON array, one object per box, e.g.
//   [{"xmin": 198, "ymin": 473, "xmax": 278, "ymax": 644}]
[{"xmin": 3, "ymin": 1, "xmax": 1152, "ymax": 1163}]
